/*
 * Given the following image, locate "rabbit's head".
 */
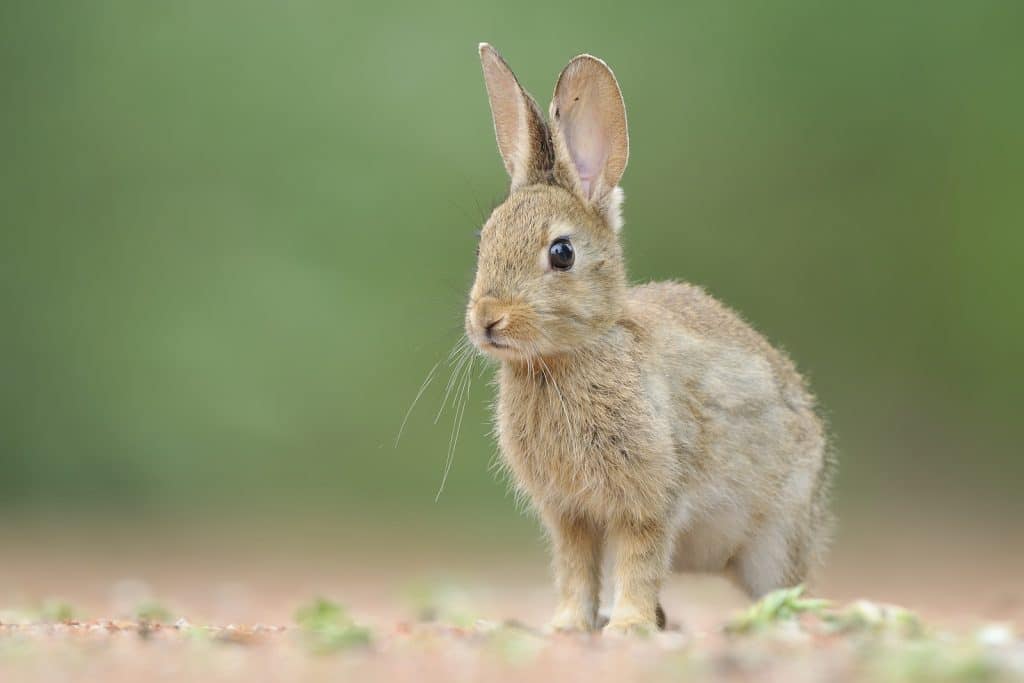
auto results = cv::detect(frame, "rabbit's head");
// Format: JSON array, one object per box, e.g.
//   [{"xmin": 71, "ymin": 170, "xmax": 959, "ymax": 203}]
[{"xmin": 466, "ymin": 44, "xmax": 630, "ymax": 360}]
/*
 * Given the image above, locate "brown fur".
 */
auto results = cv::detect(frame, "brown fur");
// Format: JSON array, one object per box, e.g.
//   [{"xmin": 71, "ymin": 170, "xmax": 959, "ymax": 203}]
[{"xmin": 467, "ymin": 44, "xmax": 834, "ymax": 635}]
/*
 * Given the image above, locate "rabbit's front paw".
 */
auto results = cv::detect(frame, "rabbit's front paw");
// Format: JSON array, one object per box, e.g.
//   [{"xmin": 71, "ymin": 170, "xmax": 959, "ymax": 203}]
[
  {"xmin": 546, "ymin": 606, "xmax": 597, "ymax": 633},
  {"xmin": 602, "ymin": 616, "xmax": 656, "ymax": 637}
]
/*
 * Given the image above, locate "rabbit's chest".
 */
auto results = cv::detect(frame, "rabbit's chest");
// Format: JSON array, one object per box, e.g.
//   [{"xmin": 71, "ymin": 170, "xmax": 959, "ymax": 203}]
[{"xmin": 495, "ymin": 369, "xmax": 674, "ymax": 518}]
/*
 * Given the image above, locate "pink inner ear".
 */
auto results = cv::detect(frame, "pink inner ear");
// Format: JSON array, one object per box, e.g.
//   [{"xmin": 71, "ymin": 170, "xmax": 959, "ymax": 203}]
[
  {"xmin": 578, "ymin": 175, "xmax": 593, "ymax": 198},
  {"xmin": 565, "ymin": 106, "xmax": 607, "ymax": 199},
  {"xmin": 553, "ymin": 55, "xmax": 628, "ymax": 203}
]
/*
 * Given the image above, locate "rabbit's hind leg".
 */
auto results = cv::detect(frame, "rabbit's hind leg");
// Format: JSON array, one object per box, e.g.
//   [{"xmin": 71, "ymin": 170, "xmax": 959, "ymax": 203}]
[{"xmin": 730, "ymin": 513, "xmax": 814, "ymax": 598}]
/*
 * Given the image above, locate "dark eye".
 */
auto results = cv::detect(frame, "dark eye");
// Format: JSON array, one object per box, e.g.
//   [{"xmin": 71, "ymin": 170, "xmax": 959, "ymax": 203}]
[{"xmin": 548, "ymin": 238, "xmax": 574, "ymax": 271}]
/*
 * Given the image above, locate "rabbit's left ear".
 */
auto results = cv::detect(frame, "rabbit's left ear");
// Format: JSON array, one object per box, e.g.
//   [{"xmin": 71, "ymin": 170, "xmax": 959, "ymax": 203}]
[
  {"xmin": 550, "ymin": 55, "xmax": 629, "ymax": 224},
  {"xmin": 479, "ymin": 43, "xmax": 554, "ymax": 190}
]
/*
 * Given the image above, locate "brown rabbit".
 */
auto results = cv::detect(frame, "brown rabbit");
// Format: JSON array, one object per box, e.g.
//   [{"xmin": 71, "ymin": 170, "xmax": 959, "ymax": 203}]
[{"xmin": 466, "ymin": 44, "xmax": 834, "ymax": 635}]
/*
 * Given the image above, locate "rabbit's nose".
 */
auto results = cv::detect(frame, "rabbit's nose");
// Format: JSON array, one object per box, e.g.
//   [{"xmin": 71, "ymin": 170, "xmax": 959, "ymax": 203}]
[
  {"xmin": 484, "ymin": 315, "xmax": 508, "ymax": 339},
  {"xmin": 473, "ymin": 297, "xmax": 510, "ymax": 340}
]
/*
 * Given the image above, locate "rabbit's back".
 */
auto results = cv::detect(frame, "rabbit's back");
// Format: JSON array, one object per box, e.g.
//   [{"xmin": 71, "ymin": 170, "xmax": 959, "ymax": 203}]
[
  {"xmin": 626, "ymin": 279, "xmax": 824, "ymax": 477},
  {"xmin": 627, "ymin": 281, "xmax": 810, "ymax": 405},
  {"xmin": 627, "ymin": 281, "xmax": 832, "ymax": 581}
]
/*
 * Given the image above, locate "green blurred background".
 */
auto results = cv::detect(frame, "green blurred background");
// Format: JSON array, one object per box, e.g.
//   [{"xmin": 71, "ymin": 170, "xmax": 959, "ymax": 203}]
[{"xmin": 2, "ymin": 1, "xmax": 1021, "ymax": 539}]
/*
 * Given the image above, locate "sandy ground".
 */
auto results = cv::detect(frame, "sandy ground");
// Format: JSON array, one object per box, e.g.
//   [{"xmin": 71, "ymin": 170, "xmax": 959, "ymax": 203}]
[{"xmin": 0, "ymin": 517, "xmax": 1022, "ymax": 682}]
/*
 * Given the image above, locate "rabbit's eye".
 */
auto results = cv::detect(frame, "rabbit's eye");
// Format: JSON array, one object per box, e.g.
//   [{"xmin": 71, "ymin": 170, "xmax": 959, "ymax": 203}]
[{"xmin": 548, "ymin": 238, "xmax": 574, "ymax": 271}]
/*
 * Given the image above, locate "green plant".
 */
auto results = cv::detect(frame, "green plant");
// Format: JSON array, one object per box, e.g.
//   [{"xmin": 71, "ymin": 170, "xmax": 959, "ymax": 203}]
[
  {"xmin": 725, "ymin": 585, "xmax": 830, "ymax": 634},
  {"xmin": 40, "ymin": 600, "xmax": 76, "ymax": 623},
  {"xmin": 294, "ymin": 598, "xmax": 372, "ymax": 654},
  {"xmin": 135, "ymin": 600, "xmax": 173, "ymax": 623}
]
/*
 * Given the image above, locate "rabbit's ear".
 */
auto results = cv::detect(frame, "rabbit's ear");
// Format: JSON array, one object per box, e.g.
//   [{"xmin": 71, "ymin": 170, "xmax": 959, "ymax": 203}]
[
  {"xmin": 550, "ymin": 55, "xmax": 629, "ymax": 215},
  {"xmin": 479, "ymin": 43, "xmax": 554, "ymax": 190}
]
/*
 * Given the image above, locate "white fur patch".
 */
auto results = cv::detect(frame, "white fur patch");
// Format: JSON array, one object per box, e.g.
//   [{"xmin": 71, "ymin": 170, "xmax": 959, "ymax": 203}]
[
  {"xmin": 607, "ymin": 186, "xmax": 625, "ymax": 233},
  {"xmin": 700, "ymin": 347, "xmax": 774, "ymax": 410}
]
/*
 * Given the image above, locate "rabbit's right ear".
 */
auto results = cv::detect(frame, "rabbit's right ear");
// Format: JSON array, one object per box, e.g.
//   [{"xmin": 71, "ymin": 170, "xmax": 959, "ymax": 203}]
[
  {"xmin": 549, "ymin": 55, "xmax": 629, "ymax": 228},
  {"xmin": 479, "ymin": 43, "xmax": 554, "ymax": 190}
]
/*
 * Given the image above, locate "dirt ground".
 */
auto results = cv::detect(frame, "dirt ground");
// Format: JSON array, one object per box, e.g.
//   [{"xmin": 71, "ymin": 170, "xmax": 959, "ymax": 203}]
[{"xmin": 1, "ymin": 518, "xmax": 1021, "ymax": 682}]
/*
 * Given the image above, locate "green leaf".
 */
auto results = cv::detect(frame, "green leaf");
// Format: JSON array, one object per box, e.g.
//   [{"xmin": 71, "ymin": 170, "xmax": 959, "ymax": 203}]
[
  {"xmin": 725, "ymin": 585, "xmax": 830, "ymax": 634},
  {"xmin": 294, "ymin": 597, "xmax": 372, "ymax": 654},
  {"xmin": 135, "ymin": 600, "xmax": 173, "ymax": 623},
  {"xmin": 40, "ymin": 600, "xmax": 76, "ymax": 623}
]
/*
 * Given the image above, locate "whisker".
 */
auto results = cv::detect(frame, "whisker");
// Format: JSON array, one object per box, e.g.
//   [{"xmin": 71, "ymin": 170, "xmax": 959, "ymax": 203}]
[
  {"xmin": 394, "ymin": 359, "xmax": 441, "ymax": 448},
  {"xmin": 437, "ymin": 352, "xmax": 475, "ymax": 501},
  {"xmin": 447, "ymin": 336, "xmax": 470, "ymax": 363},
  {"xmin": 436, "ymin": 343, "xmax": 472, "ymax": 424},
  {"xmin": 477, "ymin": 358, "xmax": 491, "ymax": 380}
]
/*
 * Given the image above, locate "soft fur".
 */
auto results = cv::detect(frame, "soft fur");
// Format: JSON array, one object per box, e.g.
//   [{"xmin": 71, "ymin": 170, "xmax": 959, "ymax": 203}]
[{"xmin": 466, "ymin": 44, "xmax": 834, "ymax": 635}]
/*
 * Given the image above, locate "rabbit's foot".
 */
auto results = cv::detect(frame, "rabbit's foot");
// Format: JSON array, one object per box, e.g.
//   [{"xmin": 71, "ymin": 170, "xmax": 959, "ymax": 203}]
[
  {"xmin": 602, "ymin": 615, "xmax": 657, "ymax": 637},
  {"xmin": 546, "ymin": 606, "xmax": 597, "ymax": 634}
]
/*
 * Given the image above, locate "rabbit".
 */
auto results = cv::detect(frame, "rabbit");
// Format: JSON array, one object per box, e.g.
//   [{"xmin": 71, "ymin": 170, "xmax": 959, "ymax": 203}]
[{"xmin": 465, "ymin": 43, "xmax": 835, "ymax": 636}]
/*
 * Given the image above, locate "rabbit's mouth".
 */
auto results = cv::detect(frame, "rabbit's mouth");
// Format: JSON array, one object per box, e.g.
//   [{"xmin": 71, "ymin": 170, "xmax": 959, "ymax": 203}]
[
  {"xmin": 478, "ymin": 336, "xmax": 517, "ymax": 357},
  {"xmin": 474, "ymin": 333, "xmax": 532, "ymax": 361}
]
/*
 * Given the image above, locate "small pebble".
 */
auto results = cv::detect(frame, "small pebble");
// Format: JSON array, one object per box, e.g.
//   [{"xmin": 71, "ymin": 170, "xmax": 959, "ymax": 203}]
[{"xmin": 976, "ymin": 623, "xmax": 1015, "ymax": 647}]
